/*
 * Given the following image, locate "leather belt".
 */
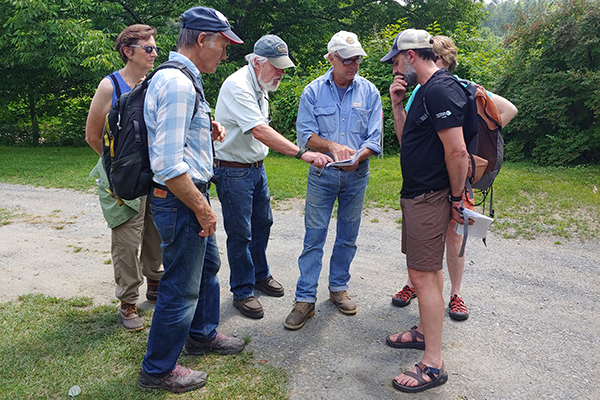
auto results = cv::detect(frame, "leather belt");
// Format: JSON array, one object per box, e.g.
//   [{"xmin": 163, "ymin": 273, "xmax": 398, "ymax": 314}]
[
  {"xmin": 214, "ymin": 159, "xmax": 263, "ymax": 169},
  {"xmin": 152, "ymin": 181, "xmax": 210, "ymax": 194}
]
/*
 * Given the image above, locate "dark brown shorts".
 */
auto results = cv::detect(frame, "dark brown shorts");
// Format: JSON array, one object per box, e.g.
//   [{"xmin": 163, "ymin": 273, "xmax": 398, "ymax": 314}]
[{"xmin": 401, "ymin": 189, "xmax": 451, "ymax": 271}]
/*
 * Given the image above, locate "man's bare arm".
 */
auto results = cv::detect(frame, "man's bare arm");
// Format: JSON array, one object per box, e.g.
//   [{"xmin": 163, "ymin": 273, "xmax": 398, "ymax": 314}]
[
  {"xmin": 438, "ymin": 126, "xmax": 468, "ymax": 222},
  {"xmin": 251, "ymin": 124, "xmax": 332, "ymax": 168}
]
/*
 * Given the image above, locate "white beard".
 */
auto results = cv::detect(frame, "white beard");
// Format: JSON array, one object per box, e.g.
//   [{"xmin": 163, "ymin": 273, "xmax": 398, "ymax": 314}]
[{"xmin": 258, "ymin": 74, "xmax": 281, "ymax": 92}]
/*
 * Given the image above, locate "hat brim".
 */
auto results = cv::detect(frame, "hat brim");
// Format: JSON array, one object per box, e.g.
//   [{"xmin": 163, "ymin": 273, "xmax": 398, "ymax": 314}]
[
  {"xmin": 380, "ymin": 48, "xmax": 400, "ymax": 64},
  {"xmin": 221, "ymin": 30, "xmax": 243, "ymax": 45},
  {"xmin": 269, "ymin": 56, "xmax": 295, "ymax": 69},
  {"xmin": 336, "ymin": 48, "xmax": 367, "ymax": 59}
]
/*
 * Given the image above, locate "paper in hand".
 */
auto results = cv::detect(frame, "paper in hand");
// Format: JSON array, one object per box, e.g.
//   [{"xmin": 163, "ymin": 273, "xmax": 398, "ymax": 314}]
[
  {"xmin": 454, "ymin": 208, "xmax": 494, "ymax": 239},
  {"xmin": 326, "ymin": 147, "xmax": 366, "ymax": 168}
]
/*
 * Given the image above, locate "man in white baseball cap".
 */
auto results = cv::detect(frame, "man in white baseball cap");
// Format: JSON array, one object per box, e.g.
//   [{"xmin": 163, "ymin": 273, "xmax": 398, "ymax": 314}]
[{"xmin": 284, "ymin": 31, "xmax": 382, "ymax": 330}]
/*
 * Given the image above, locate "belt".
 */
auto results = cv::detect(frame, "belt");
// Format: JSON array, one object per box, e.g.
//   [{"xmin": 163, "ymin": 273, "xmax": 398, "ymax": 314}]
[
  {"xmin": 214, "ymin": 159, "xmax": 263, "ymax": 169},
  {"xmin": 152, "ymin": 181, "xmax": 210, "ymax": 194}
]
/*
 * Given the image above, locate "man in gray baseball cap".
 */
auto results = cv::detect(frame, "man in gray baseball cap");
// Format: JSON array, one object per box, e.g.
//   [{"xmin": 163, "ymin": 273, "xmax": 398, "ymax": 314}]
[{"xmin": 213, "ymin": 34, "xmax": 331, "ymax": 320}]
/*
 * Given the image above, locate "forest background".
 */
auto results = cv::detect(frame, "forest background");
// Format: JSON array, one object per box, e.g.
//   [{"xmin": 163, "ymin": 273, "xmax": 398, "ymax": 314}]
[{"xmin": 1, "ymin": 0, "xmax": 599, "ymax": 166}]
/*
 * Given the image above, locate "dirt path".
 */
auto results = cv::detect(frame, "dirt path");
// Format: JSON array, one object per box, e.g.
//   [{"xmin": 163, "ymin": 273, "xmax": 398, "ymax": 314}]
[{"xmin": 1, "ymin": 183, "xmax": 599, "ymax": 399}]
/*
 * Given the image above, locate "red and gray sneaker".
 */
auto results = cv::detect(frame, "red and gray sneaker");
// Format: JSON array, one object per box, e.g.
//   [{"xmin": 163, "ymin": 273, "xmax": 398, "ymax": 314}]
[
  {"xmin": 391, "ymin": 285, "xmax": 416, "ymax": 307},
  {"xmin": 448, "ymin": 294, "xmax": 469, "ymax": 321},
  {"xmin": 183, "ymin": 332, "xmax": 245, "ymax": 356},
  {"xmin": 138, "ymin": 364, "xmax": 207, "ymax": 393}
]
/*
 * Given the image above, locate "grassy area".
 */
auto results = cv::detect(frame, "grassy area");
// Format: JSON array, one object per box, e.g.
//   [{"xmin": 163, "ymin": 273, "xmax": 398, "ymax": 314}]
[
  {"xmin": 0, "ymin": 147, "xmax": 100, "ymax": 192},
  {"xmin": 0, "ymin": 295, "xmax": 287, "ymax": 399},
  {"xmin": 1, "ymin": 146, "xmax": 598, "ymax": 239}
]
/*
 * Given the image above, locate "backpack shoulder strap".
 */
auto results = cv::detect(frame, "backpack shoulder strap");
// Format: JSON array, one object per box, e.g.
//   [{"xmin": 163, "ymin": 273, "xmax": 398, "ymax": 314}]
[
  {"xmin": 147, "ymin": 60, "xmax": 205, "ymax": 118},
  {"xmin": 108, "ymin": 73, "xmax": 121, "ymax": 99},
  {"xmin": 418, "ymin": 71, "xmax": 462, "ymax": 125}
]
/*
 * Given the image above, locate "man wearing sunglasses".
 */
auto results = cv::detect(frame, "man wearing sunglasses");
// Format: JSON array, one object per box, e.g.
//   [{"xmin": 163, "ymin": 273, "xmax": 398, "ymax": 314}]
[{"xmin": 284, "ymin": 31, "xmax": 382, "ymax": 330}]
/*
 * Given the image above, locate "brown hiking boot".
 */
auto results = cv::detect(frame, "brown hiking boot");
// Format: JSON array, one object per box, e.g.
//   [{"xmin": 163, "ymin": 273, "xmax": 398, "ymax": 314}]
[
  {"xmin": 233, "ymin": 296, "xmax": 264, "ymax": 319},
  {"xmin": 119, "ymin": 302, "xmax": 143, "ymax": 331},
  {"xmin": 329, "ymin": 290, "xmax": 357, "ymax": 315},
  {"xmin": 146, "ymin": 279, "xmax": 159, "ymax": 303},
  {"xmin": 284, "ymin": 302, "xmax": 315, "ymax": 330},
  {"xmin": 254, "ymin": 276, "xmax": 284, "ymax": 297}
]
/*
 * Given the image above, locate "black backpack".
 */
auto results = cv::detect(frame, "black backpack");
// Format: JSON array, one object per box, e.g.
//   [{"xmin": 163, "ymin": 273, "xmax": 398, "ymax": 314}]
[
  {"xmin": 421, "ymin": 72, "xmax": 504, "ymax": 216},
  {"xmin": 102, "ymin": 60, "xmax": 203, "ymax": 201}
]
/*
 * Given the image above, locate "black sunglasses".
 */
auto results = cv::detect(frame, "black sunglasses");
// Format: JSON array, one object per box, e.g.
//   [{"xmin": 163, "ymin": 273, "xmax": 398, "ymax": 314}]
[
  {"xmin": 130, "ymin": 45, "xmax": 161, "ymax": 54},
  {"xmin": 334, "ymin": 54, "xmax": 363, "ymax": 66}
]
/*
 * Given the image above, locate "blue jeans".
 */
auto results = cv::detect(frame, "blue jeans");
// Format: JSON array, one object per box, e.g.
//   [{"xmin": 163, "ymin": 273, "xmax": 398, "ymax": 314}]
[
  {"xmin": 295, "ymin": 161, "xmax": 369, "ymax": 302},
  {"xmin": 142, "ymin": 188, "xmax": 221, "ymax": 376},
  {"xmin": 213, "ymin": 165, "xmax": 273, "ymax": 300}
]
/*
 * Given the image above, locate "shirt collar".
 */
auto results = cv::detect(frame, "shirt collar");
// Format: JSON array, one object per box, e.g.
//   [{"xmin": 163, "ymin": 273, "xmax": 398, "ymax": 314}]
[
  {"xmin": 246, "ymin": 64, "xmax": 265, "ymax": 97},
  {"xmin": 168, "ymin": 51, "xmax": 203, "ymax": 86},
  {"xmin": 324, "ymin": 67, "xmax": 357, "ymax": 91}
]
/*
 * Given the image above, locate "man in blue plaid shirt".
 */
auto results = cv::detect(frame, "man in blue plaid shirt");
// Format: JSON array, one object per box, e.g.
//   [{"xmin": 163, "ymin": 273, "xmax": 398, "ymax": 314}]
[{"xmin": 138, "ymin": 7, "xmax": 244, "ymax": 394}]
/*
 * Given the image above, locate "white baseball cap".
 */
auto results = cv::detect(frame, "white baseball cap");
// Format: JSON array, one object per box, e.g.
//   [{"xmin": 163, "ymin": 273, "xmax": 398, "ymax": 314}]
[{"xmin": 324, "ymin": 31, "xmax": 367, "ymax": 59}]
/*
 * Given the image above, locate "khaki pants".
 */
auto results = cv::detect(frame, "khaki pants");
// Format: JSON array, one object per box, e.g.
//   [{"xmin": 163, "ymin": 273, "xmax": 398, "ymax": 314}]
[{"xmin": 112, "ymin": 195, "xmax": 163, "ymax": 304}]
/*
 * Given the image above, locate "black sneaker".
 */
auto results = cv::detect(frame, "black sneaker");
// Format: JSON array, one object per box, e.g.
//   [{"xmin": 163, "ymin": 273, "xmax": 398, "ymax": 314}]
[
  {"xmin": 184, "ymin": 332, "xmax": 245, "ymax": 356},
  {"xmin": 138, "ymin": 364, "xmax": 207, "ymax": 393}
]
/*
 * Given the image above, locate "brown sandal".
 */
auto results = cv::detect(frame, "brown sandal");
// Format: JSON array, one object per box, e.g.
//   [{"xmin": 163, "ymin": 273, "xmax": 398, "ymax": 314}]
[
  {"xmin": 393, "ymin": 362, "xmax": 448, "ymax": 393},
  {"xmin": 385, "ymin": 325, "xmax": 425, "ymax": 350}
]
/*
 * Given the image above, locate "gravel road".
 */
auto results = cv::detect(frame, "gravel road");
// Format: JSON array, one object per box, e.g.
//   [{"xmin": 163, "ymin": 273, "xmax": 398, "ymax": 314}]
[{"xmin": 1, "ymin": 182, "xmax": 599, "ymax": 399}]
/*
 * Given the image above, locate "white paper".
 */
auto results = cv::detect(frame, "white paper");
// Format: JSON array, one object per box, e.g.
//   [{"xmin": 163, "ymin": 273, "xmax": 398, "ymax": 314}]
[
  {"xmin": 454, "ymin": 208, "xmax": 494, "ymax": 238},
  {"xmin": 326, "ymin": 147, "xmax": 366, "ymax": 168}
]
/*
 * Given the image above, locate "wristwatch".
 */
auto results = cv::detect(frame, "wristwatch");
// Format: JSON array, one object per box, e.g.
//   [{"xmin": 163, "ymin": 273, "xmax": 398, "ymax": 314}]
[
  {"xmin": 295, "ymin": 146, "xmax": 307, "ymax": 159},
  {"xmin": 449, "ymin": 194, "xmax": 462, "ymax": 202}
]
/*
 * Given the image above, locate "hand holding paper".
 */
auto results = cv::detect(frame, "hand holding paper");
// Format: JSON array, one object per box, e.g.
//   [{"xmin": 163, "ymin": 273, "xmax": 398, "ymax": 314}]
[
  {"xmin": 454, "ymin": 208, "xmax": 494, "ymax": 238},
  {"xmin": 326, "ymin": 146, "xmax": 366, "ymax": 168}
]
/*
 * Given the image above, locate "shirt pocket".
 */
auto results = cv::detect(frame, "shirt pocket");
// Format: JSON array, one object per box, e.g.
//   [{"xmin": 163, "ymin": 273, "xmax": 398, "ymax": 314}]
[
  {"xmin": 349, "ymin": 106, "xmax": 371, "ymax": 138},
  {"xmin": 314, "ymin": 106, "xmax": 337, "ymax": 134}
]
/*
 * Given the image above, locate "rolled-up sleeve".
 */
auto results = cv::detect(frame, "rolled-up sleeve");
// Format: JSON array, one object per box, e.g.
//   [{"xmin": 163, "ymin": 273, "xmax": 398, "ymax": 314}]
[
  {"xmin": 296, "ymin": 87, "xmax": 319, "ymax": 148},
  {"xmin": 147, "ymin": 73, "xmax": 195, "ymax": 183},
  {"xmin": 363, "ymin": 89, "xmax": 383, "ymax": 155}
]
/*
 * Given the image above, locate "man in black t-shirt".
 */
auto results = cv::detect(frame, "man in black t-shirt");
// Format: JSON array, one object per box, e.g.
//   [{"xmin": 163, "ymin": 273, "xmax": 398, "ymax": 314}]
[{"xmin": 380, "ymin": 29, "xmax": 469, "ymax": 393}]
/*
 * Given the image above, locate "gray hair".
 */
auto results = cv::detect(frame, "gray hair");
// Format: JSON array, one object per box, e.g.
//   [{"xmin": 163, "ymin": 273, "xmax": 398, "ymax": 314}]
[
  {"xmin": 177, "ymin": 28, "xmax": 220, "ymax": 50},
  {"xmin": 245, "ymin": 53, "xmax": 269, "ymax": 66}
]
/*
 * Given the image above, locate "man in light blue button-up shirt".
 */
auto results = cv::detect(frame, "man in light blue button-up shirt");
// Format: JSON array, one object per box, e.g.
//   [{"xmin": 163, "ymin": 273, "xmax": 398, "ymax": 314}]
[
  {"xmin": 284, "ymin": 31, "xmax": 383, "ymax": 330},
  {"xmin": 139, "ymin": 6, "xmax": 247, "ymax": 394}
]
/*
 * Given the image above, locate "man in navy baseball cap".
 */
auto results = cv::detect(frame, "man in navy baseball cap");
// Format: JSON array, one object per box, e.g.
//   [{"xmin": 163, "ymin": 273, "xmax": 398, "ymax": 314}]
[
  {"xmin": 180, "ymin": 6, "xmax": 243, "ymax": 45},
  {"xmin": 138, "ymin": 5, "xmax": 246, "ymax": 394}
]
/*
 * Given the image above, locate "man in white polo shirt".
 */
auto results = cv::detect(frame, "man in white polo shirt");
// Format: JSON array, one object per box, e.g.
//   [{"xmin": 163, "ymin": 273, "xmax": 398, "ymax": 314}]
[{"xmin": 213, "ymin": 34, "xmax": 331, "ymax": 319}]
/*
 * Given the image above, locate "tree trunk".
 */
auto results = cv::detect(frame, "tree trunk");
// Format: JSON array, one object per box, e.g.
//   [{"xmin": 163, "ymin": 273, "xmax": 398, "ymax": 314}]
[{"xmin": 29, "ymin": 96, "xmax": 39, "ymax": 146}]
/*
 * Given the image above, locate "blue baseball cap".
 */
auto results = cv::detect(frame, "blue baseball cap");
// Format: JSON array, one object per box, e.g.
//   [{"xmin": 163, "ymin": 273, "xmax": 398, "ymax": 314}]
[
  {"xmin": 254, "ymin": 35, "xmax": 295, "ymax": 69},
  {"xmin": 180, "ymin": 6, "xmax": 243, "ymax": 45}
]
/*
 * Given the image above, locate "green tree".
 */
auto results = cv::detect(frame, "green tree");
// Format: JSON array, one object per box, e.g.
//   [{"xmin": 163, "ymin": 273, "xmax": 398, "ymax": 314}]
[{"xmin": 498, "ymin": 0, "xmax": 600, "ymax": 165}]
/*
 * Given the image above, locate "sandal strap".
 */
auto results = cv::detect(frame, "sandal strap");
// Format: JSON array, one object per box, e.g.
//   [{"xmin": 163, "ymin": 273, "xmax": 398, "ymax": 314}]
[{"xmin": 409, "ymin": 326, "xmax": 425, "ymax": 343}]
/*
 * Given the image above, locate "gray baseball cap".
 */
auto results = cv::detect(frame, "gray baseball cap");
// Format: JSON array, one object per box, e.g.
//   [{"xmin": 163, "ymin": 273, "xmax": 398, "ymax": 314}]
[
  {"xmin": 380, "ymin": 29, "xmax": 433, "ymax": 64},
  {"xmin": 254, "ymin": 35, "xmax": 295, "ymax": 69}
]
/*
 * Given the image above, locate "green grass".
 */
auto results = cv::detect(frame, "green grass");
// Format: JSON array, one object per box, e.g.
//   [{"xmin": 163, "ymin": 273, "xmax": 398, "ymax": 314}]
[
  {"xmin": 1, "ymin": 146, "xmax": 599, "ymax": 239},
  {"xmin": 0, "ymin": 146, "xmax": 100, "ymax": 192},
  {"xmin": 0, "ymin": 295, "xmax": 287, "ymax": 399}
]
